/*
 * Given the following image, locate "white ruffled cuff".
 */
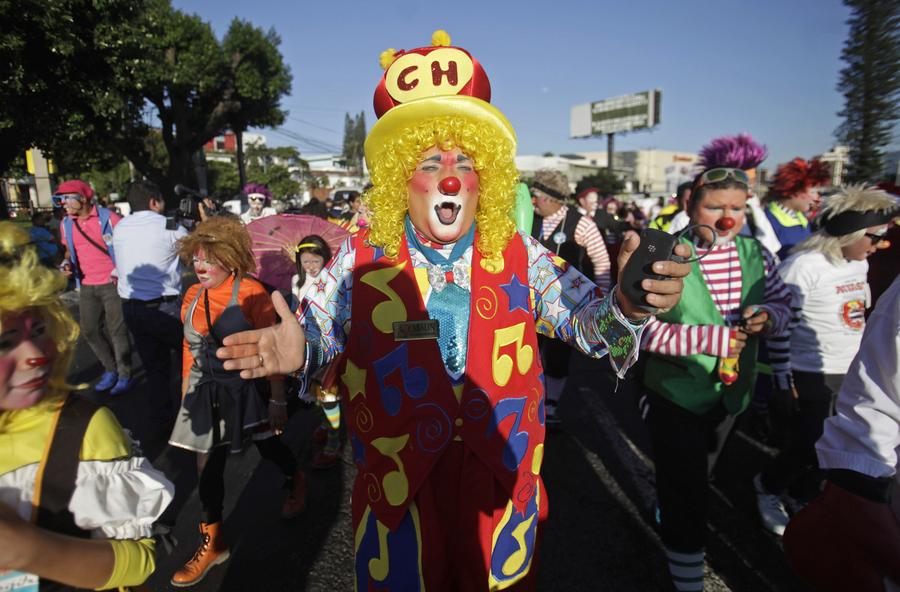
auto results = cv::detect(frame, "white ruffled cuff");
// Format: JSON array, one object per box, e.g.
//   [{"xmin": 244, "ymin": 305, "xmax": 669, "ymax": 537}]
[{"xmin": 71, "ymin": 456, "xmax": 174, "ymax": 540}]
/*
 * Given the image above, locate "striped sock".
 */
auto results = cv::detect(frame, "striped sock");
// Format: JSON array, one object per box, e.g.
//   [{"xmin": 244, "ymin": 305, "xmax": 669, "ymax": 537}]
[
  {"xmin": 322, "ymin": 402, "xmax": 341, "ymax": 430},
  {"xmin": 665, "ymin": 548, "xmax": 704, "ymax": 591}
]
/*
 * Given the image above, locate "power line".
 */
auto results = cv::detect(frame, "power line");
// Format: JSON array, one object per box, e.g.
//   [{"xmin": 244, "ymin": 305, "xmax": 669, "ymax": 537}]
[
  {"xmin": 287, "ymin": 116, "xmax": 341, "ymax": 136},
  {"xmin": 270, "ymin": 127, "xmax": 342, "ymax": 154}
]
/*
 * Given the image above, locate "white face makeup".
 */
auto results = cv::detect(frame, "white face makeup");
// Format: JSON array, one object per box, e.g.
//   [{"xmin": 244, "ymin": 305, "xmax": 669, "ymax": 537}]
[
  {"xmin": 192, "ymin": 249, "xmax": 231, "ymax": 289},
  {"xmin": 248, "ymin": 193, "xmax": 266, "ymax": 215},
  {"xmin": 407, "ymin": 146, "xmax": 480, "ymax": 244}
]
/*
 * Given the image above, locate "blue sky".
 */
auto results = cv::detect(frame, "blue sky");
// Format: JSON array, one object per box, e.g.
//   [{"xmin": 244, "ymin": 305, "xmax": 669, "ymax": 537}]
[{"xmin": 174, "ymin": 0, "xmax": 887, "ymax": 168}]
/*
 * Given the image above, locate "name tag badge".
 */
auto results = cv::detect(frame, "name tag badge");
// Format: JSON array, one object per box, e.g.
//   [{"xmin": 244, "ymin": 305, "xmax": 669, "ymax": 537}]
[{"xmin": 393, "ymin": 319, "xmax": 440, "ymax": 341}]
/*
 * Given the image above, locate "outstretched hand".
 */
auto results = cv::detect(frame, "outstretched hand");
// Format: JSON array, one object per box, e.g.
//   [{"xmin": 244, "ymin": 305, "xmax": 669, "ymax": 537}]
[
  {"xmin": 216, "ymin": 291, "xmax": 306, "ymax": 379},
  {"xmin": 615, "ymin": 231, "xmax": 692, "ymax": 321}
]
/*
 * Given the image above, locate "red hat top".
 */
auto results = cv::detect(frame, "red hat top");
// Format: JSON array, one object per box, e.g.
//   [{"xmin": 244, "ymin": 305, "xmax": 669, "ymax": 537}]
[
  {"xmin": 54, "ymin": 180, "xmax": 94, "ymax": 201},
  {"xmin": 373, "ymin": 30, "xmax": 492, "ymax": 119}
]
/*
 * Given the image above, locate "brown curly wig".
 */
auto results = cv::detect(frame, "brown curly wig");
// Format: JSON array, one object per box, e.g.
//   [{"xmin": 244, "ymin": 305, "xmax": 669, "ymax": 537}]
[{"xmin": 176, "ymin": 216, "xmax": 256, "ymax": 277}]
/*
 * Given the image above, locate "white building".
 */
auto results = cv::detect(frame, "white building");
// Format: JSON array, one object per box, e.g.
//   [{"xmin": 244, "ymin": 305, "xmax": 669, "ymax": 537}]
[
  {"xmin": 514, "ymin": 154, "xmax": 624, "ymax": 191},
  {"xmin": 576, "ymin": 149, "xmax": 700, "ymax": 194},
  {"xmin": 815, "ymin": 145, "xmax": 850, "ymax": 186},
  {"xmin": 305, "ymin": 154, "xmax": 369, "ymax": 189}
]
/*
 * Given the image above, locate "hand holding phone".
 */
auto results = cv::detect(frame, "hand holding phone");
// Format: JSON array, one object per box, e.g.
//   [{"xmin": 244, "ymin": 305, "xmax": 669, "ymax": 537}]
[{"xmin": 618, "ymin": 228, "xmax": 690, "ymax": 314}]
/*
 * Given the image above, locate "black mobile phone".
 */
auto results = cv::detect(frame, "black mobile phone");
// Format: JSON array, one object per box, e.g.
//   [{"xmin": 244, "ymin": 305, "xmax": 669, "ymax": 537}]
[{"xmin": 619, "ymin": 228, "xmax": 683, "ymax": 312}]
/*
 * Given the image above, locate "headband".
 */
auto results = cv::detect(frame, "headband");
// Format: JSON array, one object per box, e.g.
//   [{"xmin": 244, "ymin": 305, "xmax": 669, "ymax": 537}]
[
  {"xmin": 531, "ymin": 181, "xmax": 570, "ymax": 202},
  {"xmin": 821, "ymin": 207, "xmax": 899, "ymax": 236},
  {"xmin": 295, "ymin": 242, "xmax": 320, "ymax": 252}
]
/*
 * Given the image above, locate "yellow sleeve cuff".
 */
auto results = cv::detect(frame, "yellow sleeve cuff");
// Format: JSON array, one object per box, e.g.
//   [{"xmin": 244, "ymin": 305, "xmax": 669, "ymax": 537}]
[{"xmin": 99, "ymin": 538, "xmax": 156, "ymax": 590}]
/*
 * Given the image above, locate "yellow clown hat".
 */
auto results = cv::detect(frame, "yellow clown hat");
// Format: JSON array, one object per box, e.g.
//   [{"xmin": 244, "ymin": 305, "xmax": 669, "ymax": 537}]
[{"xmin": 364, "ymin": 30, "xmax": 517, "ymax": 170}]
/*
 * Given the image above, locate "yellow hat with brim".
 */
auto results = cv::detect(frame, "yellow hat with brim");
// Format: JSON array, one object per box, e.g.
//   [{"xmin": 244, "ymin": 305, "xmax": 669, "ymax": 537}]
[
  {"xmin": 365, "ymin": 31, "xmax": 516, "ymax": 170},
  {"xmin": 365, "ymin": 95, "xmax": 516, "ymax": 170}
]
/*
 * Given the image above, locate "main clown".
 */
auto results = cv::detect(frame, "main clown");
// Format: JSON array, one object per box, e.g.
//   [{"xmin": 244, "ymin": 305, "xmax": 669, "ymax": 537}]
[{"xmin": 218, "ymin": 31, "xmax": 689, "ymax": 591}]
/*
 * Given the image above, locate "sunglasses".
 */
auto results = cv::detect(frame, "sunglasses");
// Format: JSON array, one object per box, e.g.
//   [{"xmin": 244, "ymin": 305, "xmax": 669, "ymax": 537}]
[
  {"xmin": 248, "ymin": 196, "xmax": 266, "ymax": 203},
  {"xmin": 696, "ymin": 168, "xmax": 750, "ymax": 188},
  {"xmin": 51, "ymin": 194, "xmax": 83, "ymax": 206},
  {"xmin": 865, "ymin": 232, "xmax": 887, "ymax": 245}
]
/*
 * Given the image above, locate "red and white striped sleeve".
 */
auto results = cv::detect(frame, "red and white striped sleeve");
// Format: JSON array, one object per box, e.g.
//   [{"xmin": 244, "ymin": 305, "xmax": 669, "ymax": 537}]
[
  {"xmin": 641, "ymin": 317, "xmax": 735, "ymax": 358},
  {"xmin": 574, "ymin": 215, "xmax": 612, "ymax": 294}
]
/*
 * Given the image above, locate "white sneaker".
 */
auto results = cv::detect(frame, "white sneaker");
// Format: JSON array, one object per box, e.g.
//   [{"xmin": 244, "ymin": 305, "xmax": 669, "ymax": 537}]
[
  {"xmin": 782, "ymin": 493, "xmax": 807, "ymax": 515},
  {"xmin": 754, "ymin": 474, "xmax": 790, "ymax": 536}
]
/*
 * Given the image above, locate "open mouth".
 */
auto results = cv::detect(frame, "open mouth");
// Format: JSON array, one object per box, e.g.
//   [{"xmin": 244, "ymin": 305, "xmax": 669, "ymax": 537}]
[{"xmin": 434, "ymin": 202, "xmax": 462, "ymax": 226}]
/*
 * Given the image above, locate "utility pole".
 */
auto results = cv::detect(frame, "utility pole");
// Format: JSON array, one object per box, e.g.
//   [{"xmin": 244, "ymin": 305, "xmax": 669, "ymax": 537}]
[{"xmin": 607, "ymin": 133, "xmax": 615, "ymax": 173}]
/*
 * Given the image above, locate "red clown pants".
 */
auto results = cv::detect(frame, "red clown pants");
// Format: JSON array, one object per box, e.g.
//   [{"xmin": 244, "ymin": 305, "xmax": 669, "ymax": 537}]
[{"xmin": 353, "ymin": 441, "xmax": 548, "ymax": 591}]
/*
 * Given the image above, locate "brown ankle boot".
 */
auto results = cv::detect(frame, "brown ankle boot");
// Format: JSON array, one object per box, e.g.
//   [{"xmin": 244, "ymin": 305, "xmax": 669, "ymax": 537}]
[
  {"xmin": 171, "ymin": 521, "xmax": 230, "ymax": 587},
  {"xmin": 281, "ymin": 471, "xmax": 307, "ymax": 519}
]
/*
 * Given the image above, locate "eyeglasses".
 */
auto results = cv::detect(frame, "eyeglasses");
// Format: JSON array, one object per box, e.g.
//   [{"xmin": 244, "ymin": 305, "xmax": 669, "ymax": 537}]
[
  {"xmin": 865, "ymin": 232, "xmax": 887, "ymax": 245},
  {"xmin": 248, "ymin": 195, "xmax": 266, "ymax": 203},
  {"xmin": 51, "ymin": 194, "xmax": 82, "ymax": 206},
  {"xmin": 696, "ymin": 168, "xmax": 750, "ymax": 188}
]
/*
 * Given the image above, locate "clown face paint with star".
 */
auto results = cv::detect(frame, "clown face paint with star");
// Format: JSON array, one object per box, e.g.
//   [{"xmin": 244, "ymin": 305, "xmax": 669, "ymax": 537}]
[{"xmin": 407, "ymin": 146, "xmax": 479, "ymax": 244}]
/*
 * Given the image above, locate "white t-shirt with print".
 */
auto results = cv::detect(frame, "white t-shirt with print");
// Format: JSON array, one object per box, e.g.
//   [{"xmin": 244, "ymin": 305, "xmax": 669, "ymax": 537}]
[{"xmin": 780, "ymin": 250, "xmax": 869, "ymax": 375}]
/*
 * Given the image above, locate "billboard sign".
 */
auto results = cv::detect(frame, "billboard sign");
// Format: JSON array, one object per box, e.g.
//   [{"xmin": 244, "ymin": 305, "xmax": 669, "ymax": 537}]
[{"xmin": 570, "ymin": 89, "xmax": 661, "ymax": 138}]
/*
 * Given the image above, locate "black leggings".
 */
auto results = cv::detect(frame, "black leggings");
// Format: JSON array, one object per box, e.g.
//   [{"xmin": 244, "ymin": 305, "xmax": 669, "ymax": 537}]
[
  {"xmin": 761, "ymin": 371, "xmax": 844, "ymax": 500},
  {"xmin": 199, "ymin": 436, "xmax": 297, "ymax": 523},
  {"xmin": 645, "ymin": 390, "xmax": 736, "ymax": 553}
]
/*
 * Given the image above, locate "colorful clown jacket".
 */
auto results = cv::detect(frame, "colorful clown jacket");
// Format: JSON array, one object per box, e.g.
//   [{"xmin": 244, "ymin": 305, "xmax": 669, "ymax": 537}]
[{"xmin": 299, "ymin": 226, "xmax": 643, "ymax": 528}]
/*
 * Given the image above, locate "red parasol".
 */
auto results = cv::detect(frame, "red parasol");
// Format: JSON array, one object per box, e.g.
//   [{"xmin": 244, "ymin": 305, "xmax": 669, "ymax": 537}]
[{"xmin": 247, "ymin": 214, "xmax": 350, "ymax": 292}]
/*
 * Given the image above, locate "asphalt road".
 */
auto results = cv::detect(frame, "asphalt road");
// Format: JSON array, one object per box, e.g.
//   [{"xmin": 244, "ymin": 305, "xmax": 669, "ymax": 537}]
[{"xmin": 63, "ymin": 291, "xmax": 809, "ymax": 591}]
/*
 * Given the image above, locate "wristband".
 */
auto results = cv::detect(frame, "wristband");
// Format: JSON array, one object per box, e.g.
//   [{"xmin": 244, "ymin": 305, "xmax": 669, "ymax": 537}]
[{"xmin": 269, "ymin": 399, "xmax": 287, "ymax": 407}]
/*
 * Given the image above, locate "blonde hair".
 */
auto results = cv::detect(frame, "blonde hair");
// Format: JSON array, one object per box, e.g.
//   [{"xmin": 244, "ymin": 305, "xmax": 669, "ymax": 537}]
[
  {"xmin": 532, "ymin": 169, "xmax": 571, "ymax": 198},
  {"xmin": 365, "ymin": 115, "xmax": 518, "ymax": 260},
  {"xmin": 177, "ymin": 216, "xmax": 256, "ymax": 276},
  {"xmin": 793, "ymin": 185, "xmax": 898, "ymax": 264},
  {"xmin": 0, "ymin": 222, "xmax": 80, "ymax": 405}
]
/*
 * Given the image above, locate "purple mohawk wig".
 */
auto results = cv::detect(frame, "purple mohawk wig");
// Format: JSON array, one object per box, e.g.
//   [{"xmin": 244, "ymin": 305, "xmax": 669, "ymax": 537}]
[
  {"xmin": 243, "ymin": 183, "xmax": 273, "ymax": 202},
  {"xmin": 699, "ymin": 133, "xmax": 768, "ymax": 170}
]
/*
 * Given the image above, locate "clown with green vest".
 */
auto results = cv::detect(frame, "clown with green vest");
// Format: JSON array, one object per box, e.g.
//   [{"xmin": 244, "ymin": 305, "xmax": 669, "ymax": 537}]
[{"xmin": 639, "ymin": 166, "xmax": 794, "ymax": 591}]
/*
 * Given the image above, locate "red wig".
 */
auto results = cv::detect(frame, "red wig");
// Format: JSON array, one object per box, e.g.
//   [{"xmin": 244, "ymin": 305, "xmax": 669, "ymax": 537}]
[{"xmin": 769, "ymin": 158, "xmax": 831, "ymax": 199}]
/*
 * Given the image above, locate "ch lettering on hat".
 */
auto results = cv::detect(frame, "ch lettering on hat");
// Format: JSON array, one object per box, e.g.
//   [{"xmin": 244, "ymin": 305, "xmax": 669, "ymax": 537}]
[{"xmin": 386, "ymin": 48, "xmax": 475, "ymax": 102}]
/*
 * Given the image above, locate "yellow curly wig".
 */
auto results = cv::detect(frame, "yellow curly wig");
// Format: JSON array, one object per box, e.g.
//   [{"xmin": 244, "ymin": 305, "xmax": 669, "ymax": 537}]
[
  {"xmin": 0, "ymin": 222, "xmax": 80, "ymax": 403},
  {"xmin": 365, "ymin": 115, "xmax": 519, "ymax": 260}
]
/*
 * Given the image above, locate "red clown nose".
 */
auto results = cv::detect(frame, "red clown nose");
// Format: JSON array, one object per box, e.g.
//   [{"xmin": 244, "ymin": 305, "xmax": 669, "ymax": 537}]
[
  {"xmin": 716, "ymin": 217, "xmax": 736, "ymax": 231},
  {"xmin": 439, "ymin": 176, "xmax": 461, "ymax": 196}
]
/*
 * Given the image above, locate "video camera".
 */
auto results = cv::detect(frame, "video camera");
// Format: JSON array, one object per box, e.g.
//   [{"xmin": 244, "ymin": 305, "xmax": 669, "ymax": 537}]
[{"xmin": 174, "ymin": 184, "xmax": 221, "ymax": 220}]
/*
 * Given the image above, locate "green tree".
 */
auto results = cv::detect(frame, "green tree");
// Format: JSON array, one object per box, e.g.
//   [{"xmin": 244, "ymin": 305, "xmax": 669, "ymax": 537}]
[
  {"xmin": 206, "ymin": 160, "xmax": 241, "ymax": 199},
  {"xmin": 223, "ymin": 18, "xmax": 292, "ymax": 188},
  {"xmin": 342, "ymin": 112, "xmax": 357, "ymax": 172},
  {"xmin": 79, "ymin": 161, "xmax": 134, "ymax": 202},
  {"xmin": 0, "ymin": 0, "xmax": 146, "ymax": 173},
  {"xmin": 245, "ymin": 144, "xmax": 304, "ymax": 198},
  {"xmin": 575, "ymin": 169, "xmax": 625, "ymax": 196},
  {"xmin": 341, "ymin": 111, "xmax": 366, "ymax": 174},
  {"xmin": 836, "ymin": 0, "xmax": 900, "ymax": 183},
  {"xmin": 353, "ymin": 111, "xmax": 367, "ymax": 172},
  {"xmin": 2, "ymin": 0, "xmax": 292, "ymax": 207}
]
